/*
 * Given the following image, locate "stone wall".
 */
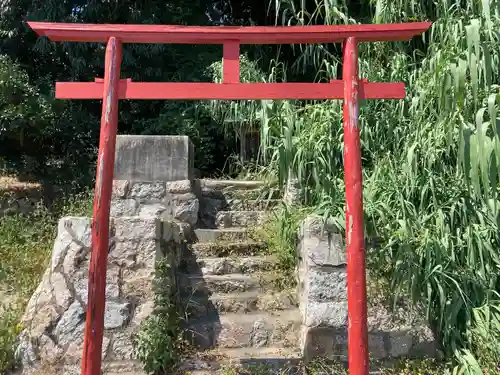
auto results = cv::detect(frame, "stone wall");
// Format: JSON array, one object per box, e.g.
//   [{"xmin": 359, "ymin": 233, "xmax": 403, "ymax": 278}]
[
  {"xmin": 111, "ymin": 180, "xmax": 199, "ymax": 226},
  {"xmin": 298, "ymin": 216, "xmax": 436, "ymax": 361},
  {"xmin": 16, "ymin": 216, "xmax": 187, "ymax": 374},
  {"xmin": 16, "ymin": 135, "xmax": 196, "ymax": 374}
]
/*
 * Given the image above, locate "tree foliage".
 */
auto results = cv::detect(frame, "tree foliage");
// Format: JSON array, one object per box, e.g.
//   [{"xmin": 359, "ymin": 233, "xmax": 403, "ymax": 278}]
[{"xmin": 0, "ymin": 0, "xmax": 247, "ymax": 182}]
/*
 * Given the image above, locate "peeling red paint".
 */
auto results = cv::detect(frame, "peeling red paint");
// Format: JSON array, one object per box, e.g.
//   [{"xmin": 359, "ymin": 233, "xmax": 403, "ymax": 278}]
[
  {"xmin": 347, "ymin": 213, "xmax": 353, "ymax": 245},
  {"xmin": 104, "ymin": 39, "xmax": 117, "ymax": 124},
  {"xmin": 343, "ymin": 37, "xmax": 369, "ymax": 375},
  {"xmin": 94, "ymin": 150, "xmax": 105, "ymax": 208},
  {"xmin": 81, "ymin": 37, "xmax": 122, "ymax": 375}
]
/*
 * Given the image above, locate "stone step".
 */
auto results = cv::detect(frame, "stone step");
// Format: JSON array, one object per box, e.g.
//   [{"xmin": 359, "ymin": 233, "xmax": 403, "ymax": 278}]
[
  {"xmin": 227, "ymin": 198, "xmax": 281, "ymax": 211},
  {"xmin": 189, "ymin": 241, "xmax": 267, "ymax": 257},
  {"xmin": 186, "ymin": 290, "xmax": 298, "ymax": 318},
  {"xmin": 184, "ymin": 310, "xmax": 301, "ymax": 350},
  {"xmin": 188, "ymin": 256, "xmax": 276, "ymax": 276},
  {"xmin": 178, "ymin": 273, "xmax": 279, "ymax": 295},
  {"xmin": 223, "ymin": 188, "xmax": 282, "ymax": 201},
  {"xmin": 181, "ymin": 347, "xmax": 302, "ymax": 373},
  {"xmin": 194, "ymin": 228, "xmax": 249, "ymax": 243},
  {"xmin": 197, "ymin": 180, "xmax": 281, "ymax": 200},
  {"xmin": 215, "ymin": 210, "xmax": 267, "ymax": 229},
  {"xmin": 199, "ymin": 179, "xmax": 270, "ymax": 191}
]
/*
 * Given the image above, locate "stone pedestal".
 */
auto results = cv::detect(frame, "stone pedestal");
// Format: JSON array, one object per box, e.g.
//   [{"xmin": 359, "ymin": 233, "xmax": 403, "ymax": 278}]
[
  {"xmin": 111, "ymin": 135, "xmax": 199, "ymax": 225},
  {"xmin": 16, "ymin": 217, "xmax": 187, "ymax": 374},
  {"xmin": 114, "ymin": 135, "xmax": 194, "ymax": 182},
  {"xmin": 298, "ymin": 216, "xmax": 347, "ymax": 360},
  {"xmin": 297, "ymin": 216, "xmax": 436, "ymax": 361},
  {"xmin": 17, "ymin": 135, "xmax": 196, "ymax": 373}
]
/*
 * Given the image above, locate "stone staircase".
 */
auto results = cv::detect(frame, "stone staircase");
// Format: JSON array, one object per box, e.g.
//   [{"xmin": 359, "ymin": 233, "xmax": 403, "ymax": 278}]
[
  {"xmin": 179, "ymin": 180, "xmax": 302, "ymax": 373},
  {"xmin": 15, "ymin": 135, "xmax": 437, "ymax": 375}
]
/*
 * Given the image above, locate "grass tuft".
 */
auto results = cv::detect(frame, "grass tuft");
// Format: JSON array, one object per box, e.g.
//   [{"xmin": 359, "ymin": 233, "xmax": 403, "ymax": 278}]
[{"xmin": 0, "ymin": 189, "xmax": 92, "ymax": 373}]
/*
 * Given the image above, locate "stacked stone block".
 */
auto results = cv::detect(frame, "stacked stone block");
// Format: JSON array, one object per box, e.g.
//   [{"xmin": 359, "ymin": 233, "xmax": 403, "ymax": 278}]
[
  {"xmin": 298, "ymin": 216, "xmax": 436, "ymax": 361},
  {"xmin": 16, "ymin": 217, "xmax": 187, "ymax": 374},
  {"xmin": 16, "ymin": 135, "xmax": 196, "ymax": 374},
  {"xmin": 111, "ymin": 180, "xmax": 199, "ymax": 225}
]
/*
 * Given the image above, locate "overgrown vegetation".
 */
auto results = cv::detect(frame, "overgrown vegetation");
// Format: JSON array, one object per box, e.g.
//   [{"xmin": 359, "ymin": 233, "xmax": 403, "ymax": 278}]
[
  {"xmin": 217, "ymin": 357, "xmax": 450, "ymax": 375},
  {"xmin": 1, "ymin": 0, "xmax": 499, "ymax": 374},
  {"xmin": 133, "ymin": 249, "xmax": 186, "ymax": 374},
  {"xmin": 0, "ymin": 190, "xmax": 92, "ymax": 373},
  {"xmin": 210, "ymin": 1, "xmax": 500, "ymax": 374},
  {"xmin": 0, "ymin": 306, "xmax": 23, "ymax": 373},
  {"xmin": 0, "ymin": 0, "xmax": 242, "ymax": 183},
  {"xmin": 252, "ymin": 204, "xmax": 310, "ymax": 289}
]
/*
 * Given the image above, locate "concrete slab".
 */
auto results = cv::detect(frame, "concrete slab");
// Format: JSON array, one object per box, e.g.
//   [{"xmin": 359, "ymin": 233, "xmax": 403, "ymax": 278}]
[{"xmin": 114, "ymin": 135, "xmax": 194, "ymax": 181}]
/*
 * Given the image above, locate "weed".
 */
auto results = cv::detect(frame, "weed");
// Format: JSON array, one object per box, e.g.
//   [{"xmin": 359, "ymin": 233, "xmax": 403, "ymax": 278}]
[
  {"xmin": 0, "ymin": 189, "xmax": 92, "ymax": 373},
  {"xmin": 216, "ymin": 358, "xmax": 450, "ymax": 374},
  {"xmin": 133, "ymin": 250, "xmax": 188, "ymax": 374},
  {"xmin": 0, "ymin": 306, "xmax": 23, "ymax": 372},
  {"xmin": 251, "ymin": 204, "xmax": 311, "ymax": 289}
]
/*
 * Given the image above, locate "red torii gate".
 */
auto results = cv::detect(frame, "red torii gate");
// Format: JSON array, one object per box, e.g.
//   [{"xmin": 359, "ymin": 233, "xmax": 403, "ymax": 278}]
[{"xmin": 28, "ymin": 21, "xmax": 431, "ymax": 375}]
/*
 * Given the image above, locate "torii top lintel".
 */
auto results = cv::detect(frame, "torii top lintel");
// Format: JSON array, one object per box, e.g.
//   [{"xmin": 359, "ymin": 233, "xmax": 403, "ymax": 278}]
[
  {"xmin": 28, "ymin": 21, "xmax": 431, "ymax": 44},
  {"xmin": 27, "ymin": 21, "xmax": 431, "ymax": 101}
]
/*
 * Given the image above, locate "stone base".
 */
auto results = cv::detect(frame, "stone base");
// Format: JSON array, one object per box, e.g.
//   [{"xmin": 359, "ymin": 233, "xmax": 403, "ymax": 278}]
[
  {"xmin": 300, "ymin": 318, "xmax": 436, "ymax": 361},
  {"xmin": 16, "ymin": 216, "xmax": 186, "ymax": 374},
  {"xmin": 111, "ymin": 180, "xmax": 199, "ymax": 226},
  {"xmin": 297, "ymin": 216, "xmax": 436, "ymax": 361}
]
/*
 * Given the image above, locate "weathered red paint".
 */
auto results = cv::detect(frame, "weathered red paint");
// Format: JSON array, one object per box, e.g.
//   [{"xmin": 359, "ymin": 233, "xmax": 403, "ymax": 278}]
[
  {"xmin": 26, "ymin": 20, "xmax": 431, "ymax": 375},
  {"xmin": 223, "ymin": 42, "xmax": 240, "ymax": 83},
  {"xmin": 54, "ymin": 80, "xmax": 405, "ymax": 100},
  {"xmin": 343, "ymin": 37, "xmax": 369, "ymax": 375},
  {"xmin": 81, "ymin": 36, "xmax": 122, "ymax": 375},
  {"xmin": 27, "ymin": 21, "xmax": 431, "ymax": 44}
]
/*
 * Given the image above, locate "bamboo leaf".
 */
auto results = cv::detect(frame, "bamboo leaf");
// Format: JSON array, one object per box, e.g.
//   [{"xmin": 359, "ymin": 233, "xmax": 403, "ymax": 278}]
[
  {"xmin": 482, "ymin": 43, "xmax": 493, "ymax": 87},
  {"xmin": 470, "ymin": 53, "xmax": 478, "ymax": 106}
]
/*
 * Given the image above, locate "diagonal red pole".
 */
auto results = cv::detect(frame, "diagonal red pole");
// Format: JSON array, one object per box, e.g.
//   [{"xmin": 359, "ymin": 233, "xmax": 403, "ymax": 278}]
[
  {"xmin": 342, "ymin": 37, "xmax": 369, "ymax": 375},
  {"xmin": 81, "ymin": 36, "xmax": 122, "ymax": 375}
]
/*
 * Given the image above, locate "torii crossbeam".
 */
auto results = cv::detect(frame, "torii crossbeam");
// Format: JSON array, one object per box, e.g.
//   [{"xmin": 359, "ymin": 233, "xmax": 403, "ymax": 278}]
[{"xmin": 28, "ymin": 20, "xmax": 431, "ymax": 375}]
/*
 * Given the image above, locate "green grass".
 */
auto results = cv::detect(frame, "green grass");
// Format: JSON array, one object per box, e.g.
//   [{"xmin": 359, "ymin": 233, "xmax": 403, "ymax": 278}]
[
  {"xmin": 250, "ymin": 203, "xmax": 311, "ymax": 289},
  {"xmin": 0, "ymin": 190, "xmax": 92, "ymax": 373},
  {"xmin": 217, "ymin": 358, "xmax": 451, "ymax": 375}
]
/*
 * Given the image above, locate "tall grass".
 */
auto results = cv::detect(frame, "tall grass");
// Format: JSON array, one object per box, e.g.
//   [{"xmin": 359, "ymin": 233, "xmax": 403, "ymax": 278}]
[
  {"xmin": 210, "ymin": 0, "xmax": 500, "ymax": 373},
  {"xmin": 0, "ymin": 190, "xmax": 92, "ymax": 372}
]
